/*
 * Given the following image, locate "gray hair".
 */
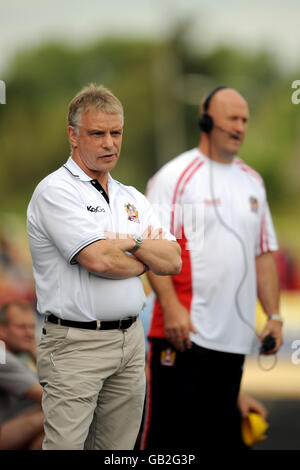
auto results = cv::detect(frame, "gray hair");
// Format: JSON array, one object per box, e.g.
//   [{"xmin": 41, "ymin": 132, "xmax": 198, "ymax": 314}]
[{"xmin": 68, "ymin": 83, "xmax": 124, "ymax": 134}]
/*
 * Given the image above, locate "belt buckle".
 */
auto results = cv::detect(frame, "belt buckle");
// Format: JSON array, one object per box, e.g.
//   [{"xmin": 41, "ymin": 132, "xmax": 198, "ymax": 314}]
[{"xmin": 119, "ymin": 318, "xmax": 131, "ymax": 330}]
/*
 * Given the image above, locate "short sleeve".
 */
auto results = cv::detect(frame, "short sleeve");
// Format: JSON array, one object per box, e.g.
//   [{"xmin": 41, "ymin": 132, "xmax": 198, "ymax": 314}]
[{"xmin": 27, "ymin": 183, "xmax": 106, "ymax": 264}]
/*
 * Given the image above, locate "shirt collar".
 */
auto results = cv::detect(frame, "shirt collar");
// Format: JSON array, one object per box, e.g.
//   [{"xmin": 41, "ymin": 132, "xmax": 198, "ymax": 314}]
[
  {"xmin": 63, "ymin": 157, "xmax": 91, "ymax": 181},
  {"xmin": 63, "ymin": 157, "xmax": 119, "ymax": 192},
  {"xmin": 64, "ymin": 157, "xmax": 114, "ymax": 182}
]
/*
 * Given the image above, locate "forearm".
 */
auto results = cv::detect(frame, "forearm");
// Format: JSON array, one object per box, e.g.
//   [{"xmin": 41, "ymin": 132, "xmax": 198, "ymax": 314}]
[
  {"xmin": 103, "ymin": 231, "xmax": 182, "ymax": 276},
  {"xmin": 147, "ymin": 271, "xmax": 180, "ymax": 308},
  {"xmin": 147, "ymin": 270, "xmax": 195, "ymax": 351},
  {"xmin": 256, "ymin": 252, "xmax": 283, "ymax": 352},
  {"xmin": 93, "ymin": 252, "xmax": 145, "ymax": 279},
  {"xmin": 256, "ymin": 252, "xmax": 280, "ymax": 316},
  {"xmin": 134, "ymin": 240, "xmax": 182, "ymax": 276},
  {"xmin": 76, "ymin": 239, "xmax": 146, "ymax": 279}
]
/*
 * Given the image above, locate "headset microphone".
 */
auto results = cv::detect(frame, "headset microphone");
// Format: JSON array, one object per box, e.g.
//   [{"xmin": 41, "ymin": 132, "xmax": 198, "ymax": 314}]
[{"xmin": 214, "ymin": 125, "xmax": 240, "ymax": 140}]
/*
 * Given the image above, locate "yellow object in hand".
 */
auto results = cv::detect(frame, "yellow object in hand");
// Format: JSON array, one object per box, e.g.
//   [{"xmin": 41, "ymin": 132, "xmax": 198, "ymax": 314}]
[{"xmin": 242, "ymin": 412, "xmax": 269, "ymax": 447}]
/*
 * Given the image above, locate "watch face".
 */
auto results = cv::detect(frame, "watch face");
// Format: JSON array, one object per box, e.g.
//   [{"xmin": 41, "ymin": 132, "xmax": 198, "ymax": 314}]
[
  {"xmin": 133, "ymin": 234, "xmax": 142, "ymax": 243},
  {"xmin": 131, "ymin": 234, "xmax": 142, "ymax": 252}
]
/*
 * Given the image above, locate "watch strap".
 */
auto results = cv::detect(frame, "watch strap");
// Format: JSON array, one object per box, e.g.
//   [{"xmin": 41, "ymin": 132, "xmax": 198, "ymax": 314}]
[
  {"xmin": 268, "ymin": 313, "xmax": 283, "ymax": 324},
  {"xmin": 131, "ymin": 234, "xmax": 142, "ymax": 253}
]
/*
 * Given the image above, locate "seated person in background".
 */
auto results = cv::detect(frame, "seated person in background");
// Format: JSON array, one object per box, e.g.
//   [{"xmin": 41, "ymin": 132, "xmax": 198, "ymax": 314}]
[{"xmin": 0, "ymin": 301, "xmax": 44, "ymax": 450}]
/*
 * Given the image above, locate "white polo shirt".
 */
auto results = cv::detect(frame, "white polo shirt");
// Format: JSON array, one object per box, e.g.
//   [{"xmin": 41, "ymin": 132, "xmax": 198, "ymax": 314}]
[
  {"xmin": 147, "ymin": 148, "xmax": 278, "ymax": 354},
  {"xmin": 27, "ymin": 157, "xmax": 175, "ymax": 322}
]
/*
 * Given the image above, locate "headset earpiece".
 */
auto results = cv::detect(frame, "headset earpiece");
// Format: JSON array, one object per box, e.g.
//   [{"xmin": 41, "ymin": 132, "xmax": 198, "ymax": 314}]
[
  {"xmin": 198, "ymin": 85, "xmax": 227, "ymax": 134},
  {"xmin": 198, "ymin": 113, "xmax": 214, "ymax": 134}
]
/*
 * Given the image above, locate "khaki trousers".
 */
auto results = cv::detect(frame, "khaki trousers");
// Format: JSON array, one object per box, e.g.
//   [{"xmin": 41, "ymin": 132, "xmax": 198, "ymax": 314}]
[{"xmin": 37, "ymin": 317, "xmax": 145, "ymax": 450}]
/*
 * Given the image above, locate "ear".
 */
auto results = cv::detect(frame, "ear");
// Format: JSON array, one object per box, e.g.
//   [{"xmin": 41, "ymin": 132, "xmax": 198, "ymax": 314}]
[{"xmin": 68, "ymin": 125, "xmax": 79, "ymax": 148}]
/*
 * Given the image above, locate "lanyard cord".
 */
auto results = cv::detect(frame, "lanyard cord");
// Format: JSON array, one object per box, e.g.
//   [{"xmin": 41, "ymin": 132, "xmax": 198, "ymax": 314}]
[{"xmin": 207, "ymin": 139, "xmax": 277, "ymax": 371}]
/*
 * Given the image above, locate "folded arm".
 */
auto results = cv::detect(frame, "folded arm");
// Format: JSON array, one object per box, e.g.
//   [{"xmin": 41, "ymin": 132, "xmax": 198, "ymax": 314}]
[
  {"xmin": 105, "ymin": 226, "xmax": 182, "ymax": 276},
  {"xmin": 75, "ymin": 238, "xmax": 146, "ymax": 279},
  {"xmin": 76, "ymin": 224, "xmax": 182, "ymax": 279},
  {"xmin": 133, "ymin": 239, "xmax": 181, "ymax": 276}
]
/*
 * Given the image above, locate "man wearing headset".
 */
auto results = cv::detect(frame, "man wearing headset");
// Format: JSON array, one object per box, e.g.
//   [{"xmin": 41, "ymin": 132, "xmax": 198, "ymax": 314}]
[{"xmin": 140, "ymin": 87, "xmax": 283, "ymax": 450}]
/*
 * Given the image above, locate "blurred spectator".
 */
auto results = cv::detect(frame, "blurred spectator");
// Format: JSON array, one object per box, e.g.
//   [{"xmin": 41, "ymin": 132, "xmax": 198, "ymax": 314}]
[
  {"xmin": 0, "ymin": 301, "xmax": 44, "ymax": 450},
  {"xmin": 0, "ymin": 233, "xmax": 14, "ymax": 270},
  {"xmin": 0, "ymin": 229, "xmax": 36, "ymax": 305}
]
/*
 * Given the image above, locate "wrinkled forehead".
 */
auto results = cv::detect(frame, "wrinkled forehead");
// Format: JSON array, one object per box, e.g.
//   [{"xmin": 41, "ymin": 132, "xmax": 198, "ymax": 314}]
[{"xmin": 80, "ymin": 109, "xmax": 124, "ymax": 128}]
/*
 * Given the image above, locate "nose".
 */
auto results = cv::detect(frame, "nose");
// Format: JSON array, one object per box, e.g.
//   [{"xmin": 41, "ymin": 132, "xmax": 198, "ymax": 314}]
[
  {"xmin": 24, "ymin": 325, "xmax": 35, "ymax": 336},
  {"xmin": 102, "ymin": 132, "xmax": 114, "ymax": 149},
  {"xmin": 236, "ymin": 119, "xmax": 247, "ymax": 135},
  {"xmin": 26, "ymin": 331, "xmax": 35, "ymax": 340}
]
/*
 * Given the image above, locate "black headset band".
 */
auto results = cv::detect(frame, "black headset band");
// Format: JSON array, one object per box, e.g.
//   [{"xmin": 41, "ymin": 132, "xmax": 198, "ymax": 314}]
[
  {"xmin": 203, "ymin": 85, "xmax": 227, "ymax": 112},
  {"xmin": 199, "ymin": 85, "xmax": 228, "ymax": 134}
]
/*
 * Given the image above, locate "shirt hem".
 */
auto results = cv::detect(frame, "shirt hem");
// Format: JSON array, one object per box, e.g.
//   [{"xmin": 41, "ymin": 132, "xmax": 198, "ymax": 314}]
[{"xmin": 190, "ymin": 336, "xmax": 254, "ymax": 355}]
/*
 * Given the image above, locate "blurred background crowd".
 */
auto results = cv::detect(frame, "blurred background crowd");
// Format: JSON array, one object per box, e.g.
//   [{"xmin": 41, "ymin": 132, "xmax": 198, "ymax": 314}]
[{"xmin": 0, "ymin": 0, "xmax": 300, "ymax": 450}]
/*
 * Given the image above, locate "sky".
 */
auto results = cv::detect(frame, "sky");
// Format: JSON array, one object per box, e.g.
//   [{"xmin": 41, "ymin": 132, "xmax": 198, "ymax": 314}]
[{"xmin": 1, "ymin": 0, "xmax": 300, "ymax": 75}]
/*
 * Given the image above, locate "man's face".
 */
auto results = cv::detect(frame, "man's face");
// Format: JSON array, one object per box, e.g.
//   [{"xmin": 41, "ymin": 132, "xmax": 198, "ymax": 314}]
[
  {"xmin": 209, "ymin": 91, "xmax": 249, "ymax": 159},
  {"xmin": 0, "ymin": 307, "xmax": 36, "ymax": 354},
  {"xmin": 69, "ymin": 109, "xmax": 123, "ymax": 178}
]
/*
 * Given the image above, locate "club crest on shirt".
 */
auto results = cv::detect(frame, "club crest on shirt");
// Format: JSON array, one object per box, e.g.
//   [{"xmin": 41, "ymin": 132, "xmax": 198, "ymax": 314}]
[
  {"xmin": 125, "ymin": 203, "xmax": 140, "ymax": 223},
  {"xmin": 249, "ymin": 196, "xmax": 259, "ymax": 213},
  {"xmin": 160, "ymin": 348, "xmax": 176, "ymax": 366}
]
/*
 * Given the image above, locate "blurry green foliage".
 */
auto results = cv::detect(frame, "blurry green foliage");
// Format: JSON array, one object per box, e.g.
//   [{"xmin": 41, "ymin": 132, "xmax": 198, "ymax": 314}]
[{"xmin": 0, "ymin": 32, "xmax": 299, "ymax": 251}]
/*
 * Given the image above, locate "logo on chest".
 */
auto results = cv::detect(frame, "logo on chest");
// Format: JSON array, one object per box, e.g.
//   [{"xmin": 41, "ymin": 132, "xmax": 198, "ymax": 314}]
[
  {"xmin": 249, "ymin": 196, "xmax": 259, "ymax": 213},
  {"xmin": 87, "ymin": 205, "xmax": 105, "ymax": 213},
  {"xmin": 204, "ymin": 198, "xmax": 221, "ymax": 207},
  {"xmin": 124, "ymin": 203, "xmax": 140, "ymax": 223}
]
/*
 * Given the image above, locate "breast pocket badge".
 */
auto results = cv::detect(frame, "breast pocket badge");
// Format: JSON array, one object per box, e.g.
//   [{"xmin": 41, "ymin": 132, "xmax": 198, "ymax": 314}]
[{"xmin": 125, "ymin": 203, "xmax": 140, "ymax": 223}]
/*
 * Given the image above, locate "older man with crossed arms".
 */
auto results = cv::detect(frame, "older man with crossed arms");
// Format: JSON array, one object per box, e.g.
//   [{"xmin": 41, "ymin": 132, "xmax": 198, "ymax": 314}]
[{"xmin": 27, "ymin": 84, "xmax": 181, "ymax": 450}]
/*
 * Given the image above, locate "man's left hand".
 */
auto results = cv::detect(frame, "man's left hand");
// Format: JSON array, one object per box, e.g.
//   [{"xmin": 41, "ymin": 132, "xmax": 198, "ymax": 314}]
[{"xmin": 259, "ymin": 319, "xmax": 283, "ymax": 354}]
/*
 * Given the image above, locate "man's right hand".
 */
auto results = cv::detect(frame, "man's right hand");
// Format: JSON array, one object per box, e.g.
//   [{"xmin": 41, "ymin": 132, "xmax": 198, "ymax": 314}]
[{"xmin": 163, "ymin": 302, "xmax": 197, "ymax": 352}]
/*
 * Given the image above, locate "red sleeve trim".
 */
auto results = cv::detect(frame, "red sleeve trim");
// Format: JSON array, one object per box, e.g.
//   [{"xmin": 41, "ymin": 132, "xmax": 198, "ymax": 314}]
[{"xmin": 170, "ymin": 157, "xmax": 203, "ymax": 234}]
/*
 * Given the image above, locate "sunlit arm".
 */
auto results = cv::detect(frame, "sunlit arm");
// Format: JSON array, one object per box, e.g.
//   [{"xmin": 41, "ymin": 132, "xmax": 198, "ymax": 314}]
[
  {"xmin": 75, "ymin": 238, "xmax": 145, "ymax": 279},
  {"xmin": 256, "ymin": 251, "xmax": 283, "ymax": 352},
  {"xmin": 133, "ymin": 239, "xmax": 182, "ymax": 276},
  {"xmin": 104, "ymin": 229, "xmax": 182, "ymax": 276},
  {"xmin": 256, "ymin": 251, "xmax": 280, "ymax": 315}
]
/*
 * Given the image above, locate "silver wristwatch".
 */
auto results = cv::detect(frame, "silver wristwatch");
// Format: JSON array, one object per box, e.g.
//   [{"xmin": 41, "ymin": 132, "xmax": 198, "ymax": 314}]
[
  {"xmin": 268, "ymin": 313, "xmax": 283, "ymax": 324},
  {"xmin": 131, "ymin": 234, "xmax": 143, "ymax": 253}
]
